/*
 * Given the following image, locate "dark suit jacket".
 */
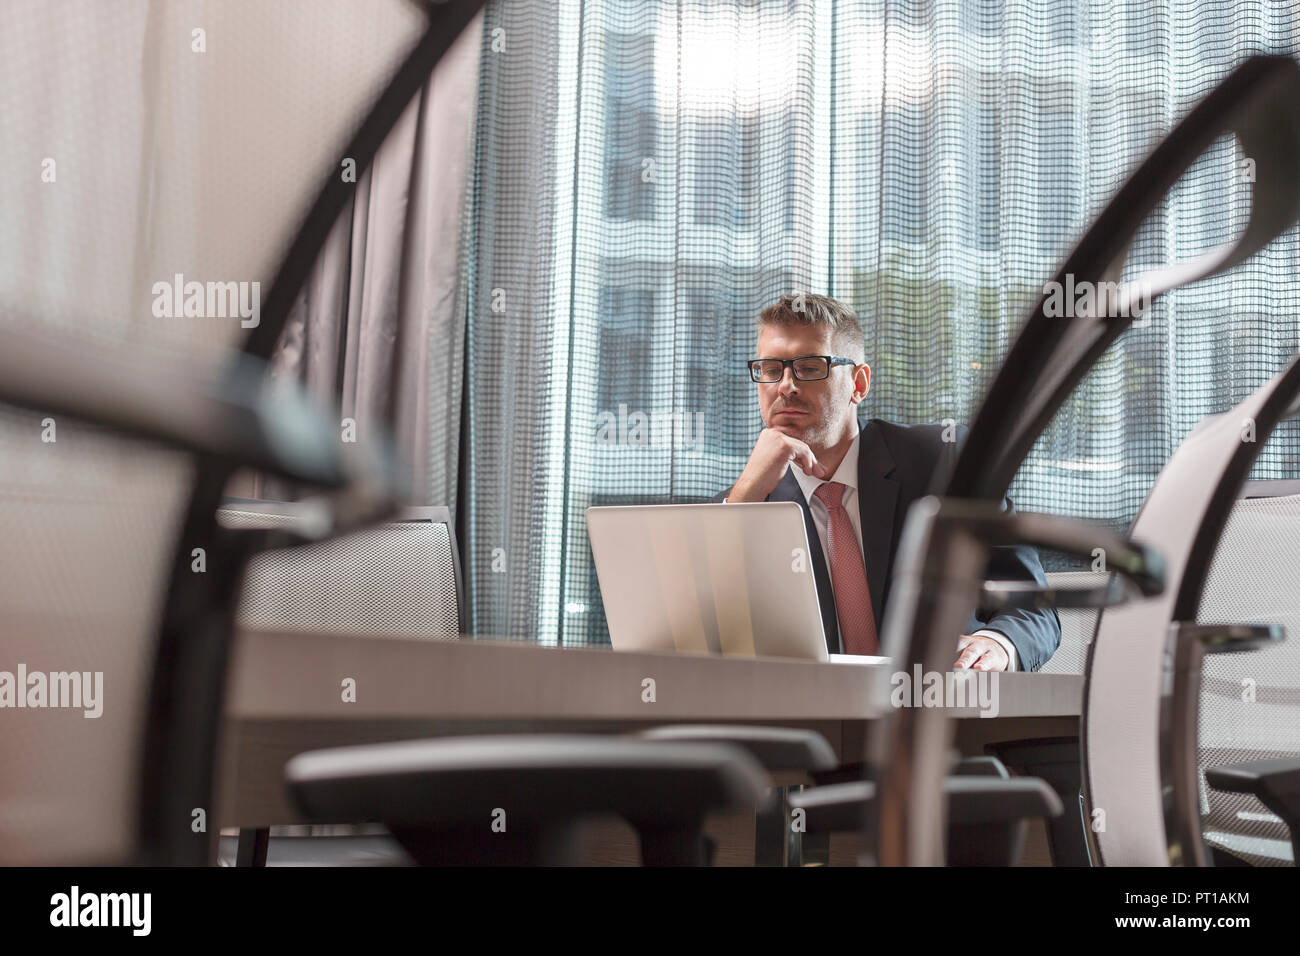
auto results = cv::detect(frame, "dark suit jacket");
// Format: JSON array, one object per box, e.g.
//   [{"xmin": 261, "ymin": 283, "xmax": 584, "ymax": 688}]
[{"xmin": 712, "ymin": 418, "xmax": 1061, "ymax": 671}]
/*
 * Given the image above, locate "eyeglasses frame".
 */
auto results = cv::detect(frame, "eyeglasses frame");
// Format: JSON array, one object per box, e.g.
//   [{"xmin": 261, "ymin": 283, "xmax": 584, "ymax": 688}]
[{"xmin": 747, "ymin": 354, "xmax": 859, "ymax": 383}]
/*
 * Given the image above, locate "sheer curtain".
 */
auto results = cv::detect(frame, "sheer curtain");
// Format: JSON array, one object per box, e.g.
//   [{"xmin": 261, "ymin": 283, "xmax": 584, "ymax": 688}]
[
  {"xmin": 460, "ymin": 0, "xmax": 1300, "ymax": 644},
  {"xmin": 244, "ymin": 13, "xmax": 484, "ymax": 509}
]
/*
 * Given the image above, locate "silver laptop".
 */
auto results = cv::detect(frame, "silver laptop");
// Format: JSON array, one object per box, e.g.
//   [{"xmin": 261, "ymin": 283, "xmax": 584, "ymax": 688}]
[{"xmin": 587, "ymin": 501, "xmax": 838, "ymax": 661}]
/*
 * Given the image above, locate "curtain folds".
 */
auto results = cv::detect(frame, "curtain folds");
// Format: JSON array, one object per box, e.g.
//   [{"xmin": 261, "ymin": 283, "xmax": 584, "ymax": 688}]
[{"xmin": 256, "ymin": 11, "xmax": 484, "ymax": 511}]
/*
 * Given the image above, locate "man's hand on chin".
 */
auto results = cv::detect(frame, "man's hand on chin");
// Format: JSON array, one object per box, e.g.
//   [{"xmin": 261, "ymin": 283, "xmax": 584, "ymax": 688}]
[
  {"xmin": 727, "ymin": 428, "xmax": 827, "ymax": 502},
  {"xmin": 953, "ymin": 634, "xmax": 1009, "ymax": 671}
]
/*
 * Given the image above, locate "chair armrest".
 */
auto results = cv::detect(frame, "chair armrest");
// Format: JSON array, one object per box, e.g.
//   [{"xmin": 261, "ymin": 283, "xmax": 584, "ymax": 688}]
[
  {"xmin": 1205, "ymin": 757, "xmax": 1300, "ymax": 811},
  {"xmin": 866, "ymin": 497, "xmax": 1156, "ymax": 865},
  {"xmin": 953, "ymin": 755, "xmax": 1010, "ymax": 778},
  {"xmin": 789, "ymin": 776, "xmax": 1062, "ymax": 833},
  {"xmin": 790, "ymin": 781, "xmax": 875, "ymax": 833},
  {"xmin": 0, "ymin": 327, "xmax": 402, "ymax": 536},
  {"xmin": 1205, "ymin": 757, "xmax": 1300, "ymax": 860},
  {"xmin": 1171, "ymin": 623, "xmax": 1285, "ymax": 654},
  {"xmin": 945, "ymin": 776, "xmax": 1063, "ymax": 825},
  {"xmin": 0, "ymin": 329, "xmax": 341, "ymax": 481},
  {"xmin": 286, "ymin": 735, "xmax": 773, "ymax": 866},
  {"xmin": 967, "ymin": 509, "xmax": 1164, "ymax": 609},
  {"xmin": 636, "ymin": 725, "xmax": 838, "ymax": 774},
  {"xmin": 287, "ymin": 734, "xmax": 771, "ymax": 827}
]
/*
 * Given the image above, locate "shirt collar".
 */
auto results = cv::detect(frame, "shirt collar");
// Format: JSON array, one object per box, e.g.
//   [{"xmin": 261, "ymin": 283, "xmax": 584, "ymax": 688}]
[{"xmin": 792, "ymin": 428, "xmax": 861, "ymax": 504}]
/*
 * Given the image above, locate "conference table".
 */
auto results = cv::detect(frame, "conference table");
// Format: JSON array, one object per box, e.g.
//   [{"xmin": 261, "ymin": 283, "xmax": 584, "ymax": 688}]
[{"xmin": 216, "ymin": 628, "xmax": 1083, "ymax": 865}]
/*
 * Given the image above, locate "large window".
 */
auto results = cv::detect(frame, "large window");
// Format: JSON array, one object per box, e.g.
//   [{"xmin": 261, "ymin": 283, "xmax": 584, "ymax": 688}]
[{"xmin": 461, "ymin": 0, "xmax": 1300, "ymax": 643}]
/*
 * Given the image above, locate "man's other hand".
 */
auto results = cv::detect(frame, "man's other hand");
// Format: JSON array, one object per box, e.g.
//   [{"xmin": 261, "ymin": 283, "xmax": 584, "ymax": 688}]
[
  {"xmin": 727, "ymin": 428, "xmax": 828, "ymax": 502},
  {"xmin": 953, "ymin": 634, "xmax": 1010, "ymax": 671}
]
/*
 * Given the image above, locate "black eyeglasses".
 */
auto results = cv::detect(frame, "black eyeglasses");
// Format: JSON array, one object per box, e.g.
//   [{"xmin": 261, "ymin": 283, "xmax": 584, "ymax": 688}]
[{"xmin": 747, "ymin": 355, "xmax": 857, "ymax": 383}]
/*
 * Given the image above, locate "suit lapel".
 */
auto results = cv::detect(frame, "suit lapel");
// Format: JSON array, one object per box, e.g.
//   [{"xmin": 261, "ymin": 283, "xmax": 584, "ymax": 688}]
[
  {"xmin": 769, "ymin": 469, "xmax": 840, "ymax": 655},
  {"xmin": 856, "ymin": 419, "xmax": 900, "ymax": 633}
]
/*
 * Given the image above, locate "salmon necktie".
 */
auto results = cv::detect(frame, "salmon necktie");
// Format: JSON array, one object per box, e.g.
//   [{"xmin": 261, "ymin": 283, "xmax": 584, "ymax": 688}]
[{"xmin": 813, "ymin": 481, "xmax": 879, "ymax": 655}]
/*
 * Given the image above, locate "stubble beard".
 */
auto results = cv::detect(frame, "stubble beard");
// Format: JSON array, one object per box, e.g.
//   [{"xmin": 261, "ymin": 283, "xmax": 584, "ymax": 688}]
[{"xmin": 771, "ymin": 412, "xmax": 836, "ymax": 455}]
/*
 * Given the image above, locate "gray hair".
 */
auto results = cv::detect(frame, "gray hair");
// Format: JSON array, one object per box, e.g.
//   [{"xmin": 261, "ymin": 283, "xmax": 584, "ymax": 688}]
[{"xmin": 759, "ymin": 293, "xmax": 866, "ymax": 363}]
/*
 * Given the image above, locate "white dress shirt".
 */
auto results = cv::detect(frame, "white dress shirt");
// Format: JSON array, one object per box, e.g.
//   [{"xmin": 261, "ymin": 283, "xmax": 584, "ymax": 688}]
[{"xmin": 729, "ymin": 430, "xmax": 1018, "ymax": 669}]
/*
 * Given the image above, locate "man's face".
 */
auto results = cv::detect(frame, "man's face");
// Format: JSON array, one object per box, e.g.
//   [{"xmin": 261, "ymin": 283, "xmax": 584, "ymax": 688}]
[{"xmin": 754, "ymin": 323, "xmax": 869, "ymax": 449}]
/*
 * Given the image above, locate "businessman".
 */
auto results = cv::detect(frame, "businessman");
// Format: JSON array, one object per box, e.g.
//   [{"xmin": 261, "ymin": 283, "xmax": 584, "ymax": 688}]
[{"xmin": 716, "ymin": 294, "xmax": 1060, "ymax": 671}]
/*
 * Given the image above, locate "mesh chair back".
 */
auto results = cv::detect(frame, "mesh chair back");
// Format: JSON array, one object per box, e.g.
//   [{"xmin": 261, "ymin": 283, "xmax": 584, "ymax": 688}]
[
  {"xmin": 1039, "ymin": 572, "xmax": 1099, "ymax": 675},
  {"xmin": 0, "ymin": 416, "xmax": 194, "ymax": 864},
  {"xmin": 1084, "ymin": 368, "xmax": 1292, "ymax": 865},
  {"xmin": 219, "ymin": 502, "xmax": 462, "ymax": 639},
  {"xmin": 1194, "ymin": 485, "xmax": 1300, "ymax": 865}
]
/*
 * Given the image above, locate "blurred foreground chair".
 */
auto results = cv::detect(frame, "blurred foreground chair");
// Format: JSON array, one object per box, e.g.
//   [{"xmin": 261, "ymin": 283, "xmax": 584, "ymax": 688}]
[
  {"xmin": 1085, "ymin": 383, "xmax": 1300, "ymax": 866},
  {"xmin": 287, "ymin": 735, "xmax": 770, "ymax": 866},
  {"xmin": 636, "ymin": 726, "xmax": 1060, "ymax": 866},
  {"xmin": 0, "ymin": 0, "xmax": 488, "ymax": 866},
  {"xmin": 0, "ymin": 332, "xmax": 404, "ymax": 864}
]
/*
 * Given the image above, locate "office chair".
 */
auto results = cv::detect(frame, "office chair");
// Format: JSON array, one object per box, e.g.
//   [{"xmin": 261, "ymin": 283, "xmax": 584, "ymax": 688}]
[
  {"xmin": 1084, "ymin": 376, "xmax": 1300, "ymax": 866},
  {"xmin": 0, "ymin": 0, "xmax": 491, "ymax": 862},
  {"xmin": 0, "ymin": 326, "xmax": 404, "ymax": 866},
  {"xmin": 635, "ymin": 725, "xmax": 1061, "ymax": 865},
  {"xmin": 786, "ymin": 577, "xmax": 1096, "ymax": 867},
  {"xmin": 220, "ymin": 500, "xmax": 464, "ymax": 640},
  {"xmin": 288, "ymin": 735, "xmax": 771, "ymax": 866},
  {"xmin": 985, "ymin": 424, "xmax": 1300, "ymax": 871},
  {"xmin": 694, "ymin": 574, "xmax": 1085, "ymax": 867},
  {"xmin": 847, "ymin": 55, "xmax": 1300, "ymax": 866},
  {"xmin": 218, "ymin": 504, "xmax": 773, "ymax": 865},
  {"xmin": 218, "ymin": 500, "xmax": 463, "ymax": 865}
]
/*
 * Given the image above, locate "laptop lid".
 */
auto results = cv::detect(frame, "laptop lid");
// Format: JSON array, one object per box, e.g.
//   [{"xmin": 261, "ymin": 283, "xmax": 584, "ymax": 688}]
[{"xmin": 586, "ymin": 502, "xmax": 828, "ymax": 661}]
